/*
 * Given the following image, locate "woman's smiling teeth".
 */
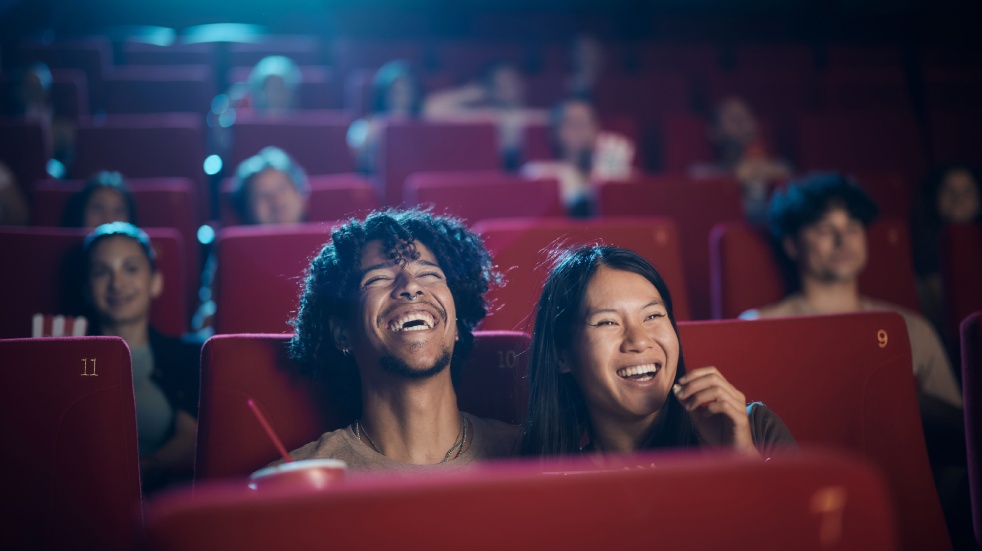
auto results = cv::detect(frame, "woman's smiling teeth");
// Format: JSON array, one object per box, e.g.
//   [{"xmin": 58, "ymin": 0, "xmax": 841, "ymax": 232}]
[
  {"xmin": 388, "ymin": 311, "xmax": 437, "ymax": 332},
  {"xmin": 616, "ymin": 363, "xmax": 659, "ymax": 381}
]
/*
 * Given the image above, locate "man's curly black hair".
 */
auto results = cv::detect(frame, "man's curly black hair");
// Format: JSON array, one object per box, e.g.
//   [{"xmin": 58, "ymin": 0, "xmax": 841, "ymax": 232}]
[{"xmin": 289, "ymin": 208, "xmax": 501, "ymax": 418}]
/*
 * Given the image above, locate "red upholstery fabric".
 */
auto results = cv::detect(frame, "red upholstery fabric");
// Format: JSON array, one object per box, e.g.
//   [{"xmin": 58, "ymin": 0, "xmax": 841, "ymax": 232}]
[
  {"xmin": 151, "ymin": 451, "xmax": 895, "ymax": 551},
  {"xmin": 332, "ymin": 39, "xmax": 426, "ymax": 76},
  {"xmin": 473, "ymin": 217, "xmax": 691, "ymax": 331},
  {"xmin": 660, "ymin": 114, "xmax": 777, "ymax": 173},
  {"xmin": 18, "ymin": 39, "xmax": 112, "ymax": 110},
  {"xmin": 0, "ymin": 337, "xmax": 142, "ymax": 551},
  {"xmin": 104, "ymin": 65, "xmax": 217, "ymax": 114},
  {"xmin": 213, "ymin": 224, "xmax": 334, "ymax": 334},
  {"xmin": 32, "ymin": 178, "xmax": 201, "ymax": 315},
  {"xmin": 848, "ymin": 170, "xmax": 914, "ymax": 220},
  {"xmin": 404, "ymin": 171, "xmax": 565, "ymax": 225},
  {"xmin": 596, "ymin": 175, "xmax": 745, "ymax": 320},
  {"xmin": 796, "ymin": 111, "xmax": 926, "ymax": 176},
  {"xmin": 432, "ymin": 40, "xmax": 530, "ymax": 82},
  {"xmin": 227, "ymin": 66, "xmax": 339, "ymax": 111},
  {"xmin": 194, "ymin": 331, "xmax": 530, "ymax": 479},
  {"xmin": 0, "ymin": 118, "xmax": 49, "ymax": 195},
  {"xmin": 0, "ymin": 68, "xmax": 88, "ymax": 120},
  {"xmin": 710, "ymin": 219, "xmax": 922, "ymax": 319},
  {"xmin": 825, "ymin": 44, "xmax": 904, "ymax": 70},
  {"xmin": 921, "ymin": 68, "xmax": 982, "ymax": 112},
  {"xmin": 820, "ymin": 68, "xmax": 912, "ymax": 111},
  {"xmin": 228, "ymin": 110, "xmax": 355, "ymax": 176},
  {"xmin": 591, "ymin": 73, "xmax": 692, "ymax": 125},
  {"xmin": 942, "ymin": 224, "xmax": 982, "ymax": 346},
  {"xmin": 677, "ymin": 312, "xmax": 949, "ymax": 551},
  {"xmin": 927, "ymin": 109, "xmax": 982, "ymax": 166},
  {"xmin": 734, "ymin": 43, "xmax": 817, "ymax": 73},
  {"xmin": 0, "ymin": 227, "xmax": 187, "ymax": 337},
  {"xmin": 636, "ymin": 43, "xmax": 720, "ymax": 80},
  {"xmin": 961, "ymin": 312, "xmax": 982, "ymax": 545},
  {"xmin": 377, "ymin": 120, "xmax": 500, "ymax": 206},
  {"xmin": 218, "ymin": 173, "xmax": 379, "ymax": 227},
  {"xmin": 73, "ymin": 114, "xmax": 208, "ymax": 217}
]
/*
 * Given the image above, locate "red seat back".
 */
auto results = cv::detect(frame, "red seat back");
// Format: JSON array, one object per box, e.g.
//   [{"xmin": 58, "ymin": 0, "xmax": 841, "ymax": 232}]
[
  {"xmin": 942, "ymin": 224, "xmax": 982, "ymax": 345},
  {"xmin": 122, "ymin": 42, "xmax": 218, "ymax": 67},
  {"xmin": 18, "ymin": 39, "xmax": 112, "ymax": 110},
  {"xmin": 597, "ymin": 175, "xmax": 745, "ymax": 320},
  {"xmin": 961, "ymin": 311, "xmax": 982, "ymax": 545},
  {"xmin": 227, "ymin": 65, "xmax": 340, "ymax": 111},
  {"xmin": 0, "ymin": 227, "xmax": 187, "ymax": 337},
  {"xmin": 105, "ymin": 65, "xmax": 217, "ymax": 114},
  {"xmin": 678, "ymin": 312, "xmax": 950, "ymax": 551},
  {"xmin": 0, "ymin": 68, "xmax": 88, "ymax": 121},
  {"xmin": 796, "ymin": 111, "xmax": 926, "ymax": 177},
  {"xmin": 73, "ymin": 114, "xmax": 208, "ymax": 218},
  {"xmin": 377, "ymin": 120, "xmax": 500, "ymax": 206},
  {"xmin": 194, "ymin": 331, "xmax": 530, "ymax": 479},
  {"xmin": 473, "ymin": 217, "xmax": 691, "ymax": 331},
  {"xmin": 710, "ymin": 219, "xmax": 922, "ymax": 319},
  {"xmin": 213, "ymin": 224, "xmax": 334, "ymax": 334},
  {"xmin": 927, "ymin": 109, "xmax": 982, "ymax": 166},
  {"xmin": 0, "ymin": 118, "xmax": 49, "ymax": 195},
  {"xmin": 404, "ymin": 171, "xmax": 564, "ymax": 225},
  {"xmin": 228, "ymin": 110, "xmax": 355, "ymax": 176},
  {"xmin": 218, "ymin": 173, "xmax": 379, "ymax": 227},
  {"xmin": 227, "ymin": 36, "xmax": 324, "ymax": 67},
  {"xmin": 150, "ymin": 451, "xmax": 896, "ymax": 551},
  {"xmin": 820, "ymin": 68, "xmax": 912, "ymax": 112},
  {"xmin": 0, "ymin": 337, "xmax": 142, "ymax": 550}
]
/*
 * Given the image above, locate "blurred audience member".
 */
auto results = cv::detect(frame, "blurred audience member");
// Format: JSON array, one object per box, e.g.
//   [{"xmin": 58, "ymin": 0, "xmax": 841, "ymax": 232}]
[
  {"xmin": 62, "ymin": 171, "xmax": 137, "ymax": 229},
  {"xmin": 741, "ymin": 174, "xmax": 962, "ymax": 414},
  {"xmin": 425, "ymin": 61, "xmax": 547, "ymax": 169},
  {"xmin": 348, "ymin": 60, "xmax": 423, "ymax": 173},
  {"xmin": 912, "ymin": 165, "xmax": 982, "ymax": 330},
  {"xmin": 568, "ymin": 34, "xmax": 605, "ymax": 97},
  {"xmin": 240, "ymin": 55, "xmax": 302, "ymax": 115},
  {"xmin": 522, "ymin": 97, "xmax": 634, "ymax": 216},
  {"xmin": 9, "ymin": 61, "xmax": 75, "ymax": 170},
  {"xmin": 230, "ymin": 146, "xmax": 309, "ymax": 225},
  {"xmin": 0, "ymin": 161, "xmax": 29, "ymax": 225},
  {"xmin": 691, "ymin": 97, "xmax": 791, "ymax": 225},
  {"xmin": 82, "ymin": 222, "xmax": 201, "ymax": 493}
]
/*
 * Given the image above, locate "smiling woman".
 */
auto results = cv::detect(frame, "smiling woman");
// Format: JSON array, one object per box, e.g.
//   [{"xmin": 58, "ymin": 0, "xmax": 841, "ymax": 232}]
[{"xmin": 521, "ymin": 245, "xmax": 796, "ymax": 459}]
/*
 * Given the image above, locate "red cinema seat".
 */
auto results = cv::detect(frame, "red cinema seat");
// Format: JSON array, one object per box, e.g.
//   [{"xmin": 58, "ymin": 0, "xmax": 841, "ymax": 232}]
[
  {"xmin": 825, "ymin": 44, "xmax": 904, "ymax": 70},
  {"xmin": 228, "ymin": 111, "xmax": 355, "ymax": 176},
  {"xmin": 734, "ymin": 43, "xmax": 817, "ymax": 73},
  {"xmin": 796, "ymin": 111, "xmax": 926, "ymax": 177},
  {"xmin": 0, "ymin": 337, "xmax": 141, "ymax": 551},
  {"xmin": 0, "ymin": 118, "xmax": 49, "ymax": 195},
  {"xmin": 636, "ymin": 42, "xmax": 720, "ymax": 81},
  {"xmin": 523, "ymin": 73, "xmax": 568, "ymax": 109},
  {"xmin": 597, "ymin": 175, "xmax": 745, "ymax": 320},
  {"xmin": 539, "ymin": 39, "xmax": 629, "ymax": 75},
  {"xmin": 820, "ymin": 68, "xmax": 912, "ymax": 112},
  {"xmin": 432, "ymin": 40, "xmax": 530, "ymax": 82},
  {"xmin": 150, "ymin": 451, "xmax": 896, "ymax": 551},
  {"xmin": 0, "ymin": 68, "xmax": 88, "ymax": 121},
  {"xmin": 227, "ymin": 35, "xmax": 324, "ymax": 67},
  {"xmin": 105, "ymin": 65, "xmax": 217, "ymax": 115},
  {"xmin": 660, "ymin": 114, "xmax": 777, "ymax": 173},
  {"xmin": 404, "ymin": 171, "xmax": 564, "ymax": 225},
  {"xmin": 213, "ymin": 224, "xmax": 334, "ymax": 334},
  {"xmin": 219, "ymin": 173, "xmax": 379, "ymax": 227},
  {"xmin": 922, "ymin": 68, "xmax": 982, "ymax": 112},
  {"xmin": 942, "ymin": 224, "xmax": 982, "ymax": 346},
  {"xmin": 0, "ymin": 227, "xmax": 187, "ymax": 337},
  {"xmin": 31, "ymin": 178, "xmax": 200, "ymax": 313},
  {"xmin": 227, "ymin": 65, "xmax": 339, "ymax": 111},
  {"xmin": 678, "ymin": 312, "xmax": 949, "ymax": 551},
  {"xmin": 377, "ymin": 120, "xmax": 500, "ymax": 206},
  {"xmin": 332, "ymin": 39, "xmax": 426, "ymax": 77},
  {"xmin": 473, "ymin": 217, "xmax": 690, "ymax": 331},
  {"xmin": 848, "ymin": 170, "xmax": 914, "ymax": 220},
  {"xmin": 962, "ymin": 312, "xmax": 982, "ymax": 545},
  {"xmin": 73, "ymin": 114, "xmax": 208, "ymax": 218},
  {"xmin": 122, "ymin": 42, "xmax": 218, "ymax": 66},
  {"xmin": 710, "ymin": 219, "xmax": 922, "ymax": 319},
  {"xmin": 522, "ymin": 114, "xmax": 640, "ymax": 165},
  {"xmin": 927, "ymin": 109, "xmax": 982, "ymax": 167},
  {"xmin": 592, "ymin": 73, "xmax": 692, "ymax": 126},
  {"xmin": 193, "ymin": 331, "xmax": 530, "ymax": 479}
]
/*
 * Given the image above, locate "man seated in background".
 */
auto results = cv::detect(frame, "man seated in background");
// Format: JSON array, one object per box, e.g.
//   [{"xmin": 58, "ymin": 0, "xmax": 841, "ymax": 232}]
[
  {"xmin": 741, "ymin": 173, "xmax": 962, "ymax": 412},
  {"xmin": 281, "ymin": 209, "xmax": 520, "ymax": 471},
  {"xmin": 691, "ymin": 96, "xmax": 791, "ymax": 225}
]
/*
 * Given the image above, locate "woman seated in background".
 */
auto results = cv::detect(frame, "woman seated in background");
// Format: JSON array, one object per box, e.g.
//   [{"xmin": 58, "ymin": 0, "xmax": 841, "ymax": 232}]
[
  {"xmin": 912, "ymin": 164, "xmax": 982, "ymax": 331},
  {"xmin": 690, "ymin": 96, "xmax": 791, "ymax": 225},
  {"xmin": 82, "ymin": 222, "xmax": 201, "ymax": 492},
  {"xmin": 237, "ymin": 55, "xmax": 302, "ymax": 115},
  {"xmin": 521, "ymin": 97, "xmax": 633, "ymax": 217},
  {"xmin": 62, "ymin": 171, "xmax": 137, "ymax": 229},
  {"xmin": 230, "ymin": 146, "xmax": 309, "ymax": 225},
  {"xmin": 347, "ymin": 60, "xmax": 423, "ymax": 173},
  {"xmin": 521, "ymin": 245, "xmax": 795, "ymax": 459},
  {"xmin": 424, "ymin": 61, "xmax": 547, "ymax": 169}
]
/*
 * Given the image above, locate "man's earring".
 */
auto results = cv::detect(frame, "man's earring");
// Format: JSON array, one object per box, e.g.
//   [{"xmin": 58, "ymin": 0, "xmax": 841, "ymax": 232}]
[{"xmin": 341, "ymin": 348, "xmax": 350, "ymax": 356}]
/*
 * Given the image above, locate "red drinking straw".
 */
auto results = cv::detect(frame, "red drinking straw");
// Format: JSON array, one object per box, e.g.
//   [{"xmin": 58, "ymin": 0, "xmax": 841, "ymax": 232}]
[{"xmin": 247, "ymin": 399, "xmax": 292, "ymax": 462}]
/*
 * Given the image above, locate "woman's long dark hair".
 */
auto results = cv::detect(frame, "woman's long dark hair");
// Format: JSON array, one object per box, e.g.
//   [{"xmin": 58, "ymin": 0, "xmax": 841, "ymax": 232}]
[{"xmin": 520, "ymin": 245, "xmax": 698, "ymax": 456}]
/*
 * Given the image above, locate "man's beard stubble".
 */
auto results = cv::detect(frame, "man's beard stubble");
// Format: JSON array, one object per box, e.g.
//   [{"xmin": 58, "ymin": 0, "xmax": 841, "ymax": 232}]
[{"xmin": 379, "ymin": 346, "xmax": 453, "ymax": 380}]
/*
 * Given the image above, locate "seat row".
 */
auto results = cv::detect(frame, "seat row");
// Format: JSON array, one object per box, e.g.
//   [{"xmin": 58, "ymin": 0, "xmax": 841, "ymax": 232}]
[{"xmin": 6, "ymin": 310, "xmax": 982, "ymax": 549}]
